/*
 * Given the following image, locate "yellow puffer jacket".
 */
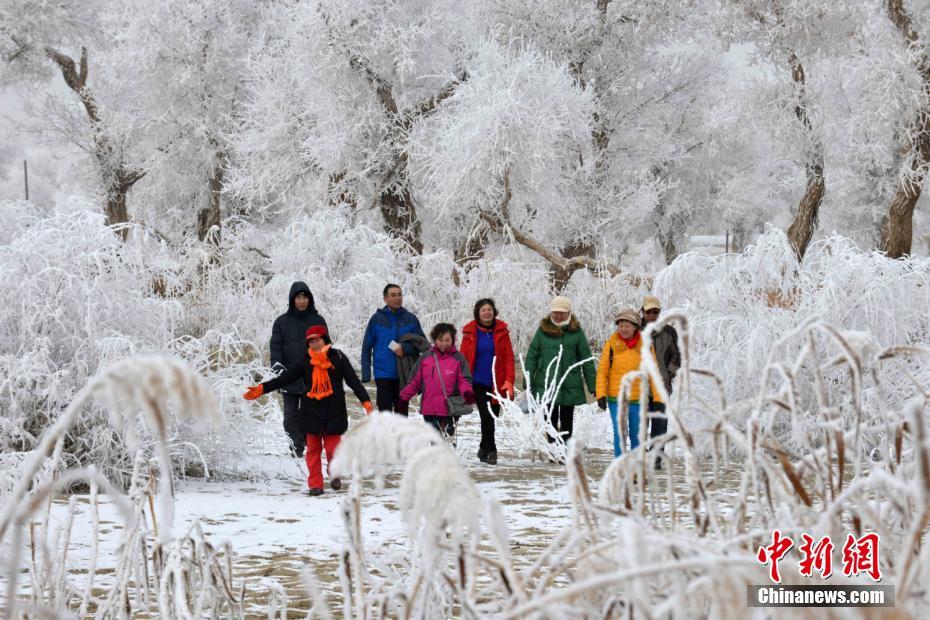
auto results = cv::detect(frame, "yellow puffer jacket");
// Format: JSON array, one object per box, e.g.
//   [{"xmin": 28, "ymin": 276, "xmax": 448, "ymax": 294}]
[{"xmin": 595, "ymin": 333, "xmax": 662, "ymax": 404}]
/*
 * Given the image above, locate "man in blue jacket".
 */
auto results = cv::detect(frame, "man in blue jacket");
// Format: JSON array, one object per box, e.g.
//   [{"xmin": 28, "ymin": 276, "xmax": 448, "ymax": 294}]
[
  {"xmin": 270, "ymin": 281, "xmax": 328, "ymax": 455},
  {"xmin": 361, "ymin": 284, "xmax": 424, "ymax": 415}
]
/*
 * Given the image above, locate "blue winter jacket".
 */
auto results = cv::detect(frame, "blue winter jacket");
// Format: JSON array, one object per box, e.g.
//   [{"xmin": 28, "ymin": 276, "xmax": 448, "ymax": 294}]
[{"xmin": 361, "ymin": 306, "xmax": 424, "ymax": 382}]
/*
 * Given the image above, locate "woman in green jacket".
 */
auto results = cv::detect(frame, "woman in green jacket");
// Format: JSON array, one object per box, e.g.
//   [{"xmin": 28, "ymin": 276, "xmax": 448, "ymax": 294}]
[{"xmin": 524, "ymin": 295, "xmax": 596, "ymax": 444}]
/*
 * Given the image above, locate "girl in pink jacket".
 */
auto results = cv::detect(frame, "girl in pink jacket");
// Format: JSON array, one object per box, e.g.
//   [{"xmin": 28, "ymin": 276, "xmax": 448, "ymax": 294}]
[{"xmin": 400, "ymin": 323, "xmax": 474, "ymax": 438}]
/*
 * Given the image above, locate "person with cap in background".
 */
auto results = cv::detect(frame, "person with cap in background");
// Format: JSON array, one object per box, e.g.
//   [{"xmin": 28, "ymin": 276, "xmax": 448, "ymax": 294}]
[
  {"xmin": 269, "ymin": 281, "xmax": 328, "ymax": 457},
  {"xmin": 641, "ymin": 295, "xmax": 680, "ymax": 465},
  {"xmin": 245, "ymin": 325, "xmax": 373, "ymax": 496},
  {"xmin": 524, "ymin": 295, "xmax": 596, "ymax": 449},
  {"xmin": 595, "ymin": 308, "xmax": 663, "ymax": 458}
]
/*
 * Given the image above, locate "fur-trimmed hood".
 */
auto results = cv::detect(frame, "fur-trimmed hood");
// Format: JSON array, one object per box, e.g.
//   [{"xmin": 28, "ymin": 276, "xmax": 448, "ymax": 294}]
[{"xmin": 539, "ymin": 315, "xmax": 581, "ymax": 338}]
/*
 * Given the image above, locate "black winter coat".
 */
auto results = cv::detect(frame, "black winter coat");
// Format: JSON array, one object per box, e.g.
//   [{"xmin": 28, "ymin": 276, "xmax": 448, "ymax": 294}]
[
  {"xmin": 262, "ymin": 348, "xmax": 370, "ymax": 436},
  {"xmin": 651, "ymin": 324, "xmax": 681, "ymax": 394},
  {"xmin": 270, "ymin": 281, "xmax": 328, "ymax": 394}
]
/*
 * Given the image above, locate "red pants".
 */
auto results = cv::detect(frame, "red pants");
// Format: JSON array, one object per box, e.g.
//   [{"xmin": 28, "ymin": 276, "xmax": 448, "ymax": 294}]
[{"xmin": 306, "ymin": 434, "xmax": 341, "ymax": 490}]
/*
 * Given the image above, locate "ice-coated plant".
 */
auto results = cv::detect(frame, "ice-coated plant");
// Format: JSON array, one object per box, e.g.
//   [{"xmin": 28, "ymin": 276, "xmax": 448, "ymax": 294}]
[
  {"xmin": 0, "ymin": 355, "xmax": 239, "ymax": 619},
  {"xmin": 302, "ymin": 313, "xmax": 930, "ymax": 618},
  {"xmin": 2, "ymin": 311, "xmax": 929, "ymax": 617},
  {"xmin": 1, "ymin": 193, "xmax": 930, "ymax": 618}
]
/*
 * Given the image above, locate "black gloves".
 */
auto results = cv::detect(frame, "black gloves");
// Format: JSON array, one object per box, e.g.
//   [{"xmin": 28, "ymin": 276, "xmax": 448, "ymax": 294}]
[{"xmin": 597, "ymin": 397, "xmax": 607, "ymax": 410}]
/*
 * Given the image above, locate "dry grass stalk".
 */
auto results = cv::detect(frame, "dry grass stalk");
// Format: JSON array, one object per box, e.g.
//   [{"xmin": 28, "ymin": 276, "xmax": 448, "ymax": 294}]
[{"xmin": 4, "ymin": 316, "xmax": 930, "ymax": 617}]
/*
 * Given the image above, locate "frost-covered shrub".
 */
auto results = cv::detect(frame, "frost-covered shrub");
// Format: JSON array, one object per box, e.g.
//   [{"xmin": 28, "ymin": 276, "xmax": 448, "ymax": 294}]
[
  {"xmin": 655, "ymin": 229, "xmax": 930, "ymax": 452},
  {"xmin": 0, "ymin": 198, "xmax": 186, "ymax": 483},
  {"xmin": 310, "ymin": 325, "xmax": 930, "ymax": 617},
  {"xmin": 0, "ymin": 356, "xmax": 250, "ymax": 619},
  {"xmin": 4, "ymin": 192, "xmax": 929, "ymax": 486}
]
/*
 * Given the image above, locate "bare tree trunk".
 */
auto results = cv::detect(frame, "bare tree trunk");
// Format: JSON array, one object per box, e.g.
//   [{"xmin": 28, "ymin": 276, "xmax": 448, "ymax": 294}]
[
  {"xmin": 882, "ymin": 180, "xmax": 923, "ymax": 258},
  {"xmin": 105, "ymin": 186, "xmax": 129, "ymax": 237},
  {"xmin": 656, "ymin": 222, "xmax": 678, "ymax": 266},
  {"xmin": 45, "ymin": 46, "xmax": 144, "ymax": 240},
  {"xmin": 197, "ymin": 156, "xmax": 225, "ymax": 244},
  {"xmin": 785, "ymin": 54, "xmax": 825, "ymax": 262},
  {"xmin": 379, "ymin": 184, "xmax": 423, "ymax": 254},
  {"xmin": 788, "ymin": 171, "xmax": 826, "ymax": 259},
  {"xmin": 881, "ymin": 0, "xmax": 930, "ymax": 258},
  {"xmin": 336, "ymin": 32, "xmax": 465, "ymax": 254}
]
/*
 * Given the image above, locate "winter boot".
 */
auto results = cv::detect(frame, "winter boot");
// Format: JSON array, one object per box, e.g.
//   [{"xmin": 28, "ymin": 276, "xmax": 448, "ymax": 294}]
[
  {"xmin": 477, "ymin": 447, "xmax": 489, "ymax": 462},
  {"xmin": 309, "ymin": 488, "xmax": 323, "ymax": 497},
  {"xmin": 331, "ymin": 478, "xmax": 342, "ymax": 491},
  {"xmin": 486, "ymin": 450, "xmax": 498, "ymax": 465}
]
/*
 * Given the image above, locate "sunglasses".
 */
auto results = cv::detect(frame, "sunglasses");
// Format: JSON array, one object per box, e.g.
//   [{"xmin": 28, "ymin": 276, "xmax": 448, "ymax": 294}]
[{"xmin": 644, "ymin": 309, "xmax": 660, "ymax": 315}]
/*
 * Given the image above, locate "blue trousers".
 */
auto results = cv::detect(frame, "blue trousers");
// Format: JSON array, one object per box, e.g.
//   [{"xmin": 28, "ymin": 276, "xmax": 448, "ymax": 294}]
[{"xmin": 608, "ymin": 401, "xmax": 641, "ymax": 458}]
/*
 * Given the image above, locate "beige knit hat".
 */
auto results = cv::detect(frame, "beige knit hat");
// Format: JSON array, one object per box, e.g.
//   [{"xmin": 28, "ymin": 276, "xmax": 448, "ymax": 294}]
[
  {"xmin": 615, "ymin": 308, "xmax": 641, "ymax": 328},
  {"xmin": 642, "ymin": 295, "xmax": 662, "ymax": 311},
  {"xmin": 550, "ymin": 296, "xmax": 572, "ymax": 313}
]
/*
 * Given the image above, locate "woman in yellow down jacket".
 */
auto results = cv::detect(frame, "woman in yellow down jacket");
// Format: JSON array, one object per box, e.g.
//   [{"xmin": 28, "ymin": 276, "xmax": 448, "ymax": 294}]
[{"xmin": 595, "ymin": 308, "xmax": 662, "ymax": 457}]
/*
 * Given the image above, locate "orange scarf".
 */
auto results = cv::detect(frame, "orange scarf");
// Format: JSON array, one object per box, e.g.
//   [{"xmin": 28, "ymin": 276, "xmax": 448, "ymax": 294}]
[{"xmin": 306, "ymin": 345, "xmax": 334, "ymax": 399}]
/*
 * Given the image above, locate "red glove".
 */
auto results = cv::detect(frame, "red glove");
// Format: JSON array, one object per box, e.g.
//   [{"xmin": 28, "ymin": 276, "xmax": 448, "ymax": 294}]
[
  {"xmin": 243, "ymin": 384, "xmax": 264, "ymax": 400},
  {"xmin": 500, "ymin": 381, "xmax": 514, "ymax": 400},
  {"xmin": 362, "ymin": 401, "xmax": 374, "ymax": 415}
]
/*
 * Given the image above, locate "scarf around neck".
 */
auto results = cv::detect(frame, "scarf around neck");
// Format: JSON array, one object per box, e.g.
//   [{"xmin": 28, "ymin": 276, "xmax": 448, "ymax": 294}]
[
  {"xmin": 306, "ymin": 345, "xmax": 334, "ymax": 399},
  {"xmin": 620, "ymin": 331, "xmax": 641, "ymax": 350}
]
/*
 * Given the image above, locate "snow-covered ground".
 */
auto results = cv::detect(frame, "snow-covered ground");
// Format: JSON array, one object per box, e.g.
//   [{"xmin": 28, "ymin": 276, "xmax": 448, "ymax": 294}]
[{"xmin": 31, "ymin": 412, "xmax": 615, "ymax": 614}]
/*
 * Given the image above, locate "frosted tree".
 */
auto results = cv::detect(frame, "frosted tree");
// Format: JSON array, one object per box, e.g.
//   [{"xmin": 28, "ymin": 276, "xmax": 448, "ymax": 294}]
[
  {"xmin": 409, "ymin": 38, "xmax": 600, "ymax": 287},
  {"xmin": 1, "ymin": 0, "xmax": 144, "ymax": 238},
  {"xmin": 103, "ymin": 0, "xmax": 266, "ymax": 245},
  {"xmin": 232, "ymin": 0, "xmax": 474, "ymax": 253},
  {"xmin": 431, "ymin": 0, "xmax": 726, "ymax": 274},
  {"xmin": 880, "ymin": 0, "xmax": 930, "ymax": 257},
  {"xmin": 722, "ymin": 0, "xmax": 871, "ymax": 261}
]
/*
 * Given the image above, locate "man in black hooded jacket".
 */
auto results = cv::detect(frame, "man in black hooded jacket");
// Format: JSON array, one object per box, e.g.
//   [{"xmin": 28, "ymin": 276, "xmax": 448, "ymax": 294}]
[{"xmin": 270, "ymin": 281, "xmax": 328, "ymax": 455}]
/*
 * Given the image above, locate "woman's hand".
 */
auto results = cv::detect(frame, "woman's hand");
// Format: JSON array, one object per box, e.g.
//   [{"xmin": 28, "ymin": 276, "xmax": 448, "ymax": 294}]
[
  {"xmin": 500, "ymin": 381, "xmax": 514, "ymax": 400},
  {"xmin": 243, "ymin": 385, "xmax": 264, "ymax": 400}
]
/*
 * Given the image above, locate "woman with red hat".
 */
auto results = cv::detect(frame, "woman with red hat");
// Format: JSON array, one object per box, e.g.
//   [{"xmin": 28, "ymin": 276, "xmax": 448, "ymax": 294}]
[{"xmin": 244, "ymin": 325, "xmax": 373, "ymax": 496}]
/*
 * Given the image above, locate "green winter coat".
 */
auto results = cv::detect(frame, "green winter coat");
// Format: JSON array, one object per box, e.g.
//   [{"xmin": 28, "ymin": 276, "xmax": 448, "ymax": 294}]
[{"xmin": 524, "ymin": 316, "xmax": 597, "ymax": 406}]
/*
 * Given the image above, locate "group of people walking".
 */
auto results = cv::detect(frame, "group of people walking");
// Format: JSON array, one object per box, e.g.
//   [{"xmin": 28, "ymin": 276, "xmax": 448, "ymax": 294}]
[
  {"xmin": 362, "ymin": 288, "xmax": 516, "ymax": 465},
  {"xmin": 243, "ymin": 281, "xmax": 680, "ymax": 495}
]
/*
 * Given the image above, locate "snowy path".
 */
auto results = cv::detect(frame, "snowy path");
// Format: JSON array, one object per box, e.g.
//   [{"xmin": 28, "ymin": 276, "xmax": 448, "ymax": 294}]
[{"xmin": 32, "ymin": 413, "xmax": 622, "ymax": 616}]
